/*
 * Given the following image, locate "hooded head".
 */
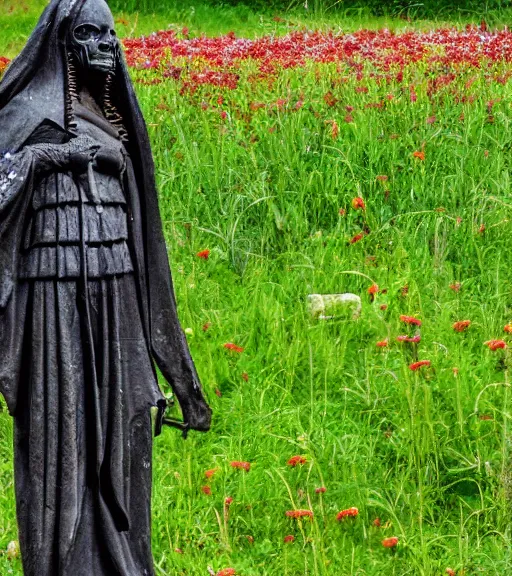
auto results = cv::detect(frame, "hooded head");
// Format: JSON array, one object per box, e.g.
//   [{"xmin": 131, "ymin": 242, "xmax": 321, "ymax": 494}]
[
  {"xmin": 69, "ymin": 0, "xmax": 118, "ymax": 75},
  {"xmin": 0, "ymin": 0, "xmax": 131, "ymax": 152}
]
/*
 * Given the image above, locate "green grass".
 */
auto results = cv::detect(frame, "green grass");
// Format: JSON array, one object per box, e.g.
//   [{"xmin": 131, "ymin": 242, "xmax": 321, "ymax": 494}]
[{"xmin": 1, "ymin": 2, "xmax": 512, "ymax": 575}]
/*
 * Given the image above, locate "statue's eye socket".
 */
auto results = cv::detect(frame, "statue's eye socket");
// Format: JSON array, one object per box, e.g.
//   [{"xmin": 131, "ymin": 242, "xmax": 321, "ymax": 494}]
[{"xmin": 74, "ymin": 24, "xmax": 101, "ymax": 42}]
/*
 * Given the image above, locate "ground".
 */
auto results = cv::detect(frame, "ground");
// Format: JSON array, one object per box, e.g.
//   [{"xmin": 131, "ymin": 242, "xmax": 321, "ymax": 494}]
[{"xmin": 1, "ymin": 1, "xmax": 512, "ymax": 575}]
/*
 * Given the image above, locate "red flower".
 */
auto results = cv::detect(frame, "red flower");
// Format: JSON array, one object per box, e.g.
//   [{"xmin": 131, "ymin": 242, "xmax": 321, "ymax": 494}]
[
  {"xmin": 479, "ymin": 223, "xmax": 486, "ymax": 234},
  {"xmin": 231, "ymin": 461, "xmax": 251, "ymax": 472},
  {"xmin": 283, "ymin": 535, "xmax": 295, "ymax": 543},
  {"xmin": 413, "ymin": 150, "xmax": 425, "ymax": 161},
  {"xmin": 400, "ymin": 315, "xmax": 422, "ymax": 326},
  {"xmin": 330, "ymin": 120, "xmax": 339, "ymax": 139},
  {"xmin": 376, "ymin": 175, "xmax": 389, "ymax": 182},
  {"xmin": 446, "ymin": 569, "xmax": 456, "ymax": 576},
  {"xmin": 376, "ymin": 339, "xmax": 389, "ymax": 348},
  {"xmin": 197, "ymin": 249, "xmax": 211, "ymax": 260},
  {"xmin": 350, "ymin": 233, "xmax": 365, "ymax": 244},
  {"xmin": 382, "ymin": 537, "xmax": 399, "ymax": 548},
  {"xmin": 242, "ymin": 372, "xmax": 249, "ymax": 382},
  {"xmin": 336, "ymin": 507, "xmax": 359, "ymax": 520},
  {"xmin": 285, "ymin": 510, "xmax": 313, "ymax": 519},
  {"xmin": 504, "ymin": 324, "xmax": 512, "ymax": 334},
  {"xmin": 426, "ymin": 115, "xmax": 436, "ymax": 124},
  {"xmin": 339, "ymin": 208, "xmax": 346, "ymax": 216},
  {"xmin": 344, "ymin": 114, "xmax": 354, "ymax": 123},
  {"xmin": 323, "ymin": 91, "xmax": 337, "ymax": 107},
  {"xmin": 351, "ymin": 197, "xmax": 366, "ymax": 210},
  {"xmin": 409, "ymin": 360, "xmax": 431, "ymax": 371},
  {"xmin": 373, "ymin": 517, "xmax": 382, "ymax": 527},
  {"xmin": 485, "ymin": 340, "xmax": 507, "ymax": 351},
  {"xmin": 287, "ymin": 455, "xmax": 307, "ymax": 467},
  {"xmin": 453, "ymin": 320, "xmax": 471, "ymax": 332},
  {"xmin": 0, "ymin": 57, "xmax": 10, "ymax": 73},
  {"xmin": 217, "ymin": 569, "xmax": 237, "ymax": 576},
  {"xmin": 205, "ymin": 468, "xmax": 219, "ymax": 479},
  {"xmin": 224, "ymin": 497, "xmax": 234, "ymax": 508},
  {"xmin": 202, "ymin": 485, "xmax": 212, "ymax": 495},
  {"xmin": 380, "ymin": 304, "xmax": 388, "ymax": 311},
  {"xmin": 315, "ymin": 487, "xmax": 326, "ymax": 494},
  {"xmin": 368, "ymin": 283, "xmax": 379, "ymax": 295},
  {"xmin": 224, "ymin": 343, "xmax": 244, "ymax": 353},
  {"xmin": 202, "ymin": 322, "xmax": 212, "ymax": 332},
  {"xmin": 450, "ymin": 282, "xmax": 462, "ymax": 292}
]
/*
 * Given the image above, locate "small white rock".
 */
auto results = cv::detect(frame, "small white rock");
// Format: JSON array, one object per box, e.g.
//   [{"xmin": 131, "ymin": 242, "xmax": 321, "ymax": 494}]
[
  {"xmin": 307, "ymin": 293, "xmax": 362, "ymax": 320},
  {"xmin": 7, "ymin": 540, "xmax": 19, "ymax": 561}
]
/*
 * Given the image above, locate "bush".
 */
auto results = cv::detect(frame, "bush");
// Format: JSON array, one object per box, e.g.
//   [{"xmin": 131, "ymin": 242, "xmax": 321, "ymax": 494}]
[{"xmin": 108, "ymin": 0, "xmax": 512, "ymax": 16}]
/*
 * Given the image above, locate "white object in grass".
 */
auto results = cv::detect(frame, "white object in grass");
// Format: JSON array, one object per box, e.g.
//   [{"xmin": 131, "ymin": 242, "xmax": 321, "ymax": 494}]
[{"xmin": 307, "ymin": 294, "xmax": 362, "ymax": 320}]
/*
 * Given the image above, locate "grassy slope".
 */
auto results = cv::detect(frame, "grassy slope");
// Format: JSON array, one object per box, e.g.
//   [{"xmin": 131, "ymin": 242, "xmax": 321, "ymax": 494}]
[{"xmin": 1, "ymin": 2, "xmax": 512, "ymax": 576}]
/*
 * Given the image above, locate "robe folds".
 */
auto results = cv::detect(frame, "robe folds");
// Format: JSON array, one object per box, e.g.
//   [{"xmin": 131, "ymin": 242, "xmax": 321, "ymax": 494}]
[{"xmin": 0, "ymin": 1, "xmax": 212, "ymax": 574}]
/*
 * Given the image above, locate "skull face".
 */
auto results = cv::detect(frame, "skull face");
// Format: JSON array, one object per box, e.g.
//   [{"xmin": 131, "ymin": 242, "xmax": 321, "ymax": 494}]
[{"xmin": 69, "ymin": 0, "xmax": 118, "ymax": 75}]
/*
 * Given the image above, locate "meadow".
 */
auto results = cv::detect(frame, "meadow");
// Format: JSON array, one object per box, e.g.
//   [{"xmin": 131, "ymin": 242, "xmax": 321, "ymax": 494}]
[{"xmin": 1, "ymin": 1, "xmax": 512, "ymax": 575}]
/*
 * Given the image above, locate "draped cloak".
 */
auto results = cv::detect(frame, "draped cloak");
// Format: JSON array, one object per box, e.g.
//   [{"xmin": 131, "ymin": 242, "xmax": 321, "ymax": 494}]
[
  {"xmin": 0, "ymin": 0, "xmax": 212, "ymax": 430},
  {"xmin": 0, "ymin": 1, "xmax": 212, "ymax": 573}
]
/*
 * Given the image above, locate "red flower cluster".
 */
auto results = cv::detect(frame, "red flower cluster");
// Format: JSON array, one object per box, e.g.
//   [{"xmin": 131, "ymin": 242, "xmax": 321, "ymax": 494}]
[
  {"xmin": 197, "ymin": 249, "xmax": 210, "ymax": 260},
  {"xmin": 287, "ymin": 455, "xmax": 307, "ymax": 467},
  {"xmin": 351, "ymin": 197, "xmax": 365, "ymax": 210},
  {"xmin": 285, "ymin": 510, "xmax": 314, "ymax": 519},
  {"xmin": 230, "ymin": 461, "xmax": 251, "ymax": 471},
  {"xmin": 400, "ymin": 315, "xmax": 422, "ymax": 326},
  {"xmin": 485, "ymin": 340, "xmax": 506, "ymax": 351},
  {"xmin": 205, "ymin": 468, "xmax": 218, "ymax": 479},
  {"xmin": 217, "ymin": 569, "xmax": 237, "ymax": 576},
  {"xmin": 382, "ymin": 537, "xmax": 399, "ymax": 548},
  {"xmin": 409, "ymin": 360, "xmax": 431, "ymax": 371},
  {"xmin": 224, "ymin": 343, "xmax": 244, "ymax": 353},
  {"xmin": 453, "ymin": 320, "xmax": 471, "ymax": 332},
  {"xmin": 123, "ymin": 27, "xmax": 512, "ymax": 77},
  {"xmin": 336, "ymin": 507, "xmax": 359, "ymax": 520},
  {"xmin": 0, "ymin": 56, "xmax": 9, "ymax": 73}
]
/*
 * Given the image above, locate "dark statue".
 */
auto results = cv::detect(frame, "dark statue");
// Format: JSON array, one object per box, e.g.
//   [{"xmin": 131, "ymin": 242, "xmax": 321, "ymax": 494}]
[{"xmin": 0, "ymin": 0, "xmax": 212, "ymax": 574}]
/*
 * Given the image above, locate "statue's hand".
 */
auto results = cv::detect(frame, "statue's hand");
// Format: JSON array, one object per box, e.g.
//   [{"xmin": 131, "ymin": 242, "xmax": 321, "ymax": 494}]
[
  {"xmin": 180, "ymin": 389, "xmax": 213, "ymax": 433},
  {"xmin": 93, "ymin": 146, "xmax": 126, "ymax": 174},
  {"xmin": 67, "ymin": 135, "xmax": 101, "ymax": 173}
]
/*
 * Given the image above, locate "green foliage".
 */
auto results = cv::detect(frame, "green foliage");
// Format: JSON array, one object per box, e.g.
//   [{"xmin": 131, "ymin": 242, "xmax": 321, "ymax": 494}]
[
  {"xmin": 106, "ymin": 0, "xmax": 512, "ymax": 17},
  {"xmin": 2, "ymin": 2, "xmax": 512, "ymax": 575}
]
